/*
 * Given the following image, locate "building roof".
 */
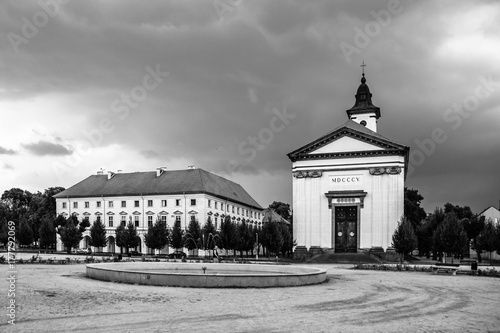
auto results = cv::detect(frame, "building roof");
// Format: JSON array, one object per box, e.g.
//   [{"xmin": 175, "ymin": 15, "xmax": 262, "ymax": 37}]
[
  {"xmin": 477, "ymin": 205, "xmax": 500, "ymax": 217},
  {"xmin": 54, "ymin": 168, "xmax": 263, "ymax": 210},
  {"xmin": 261, "ymin": 208, "xmax": 290, "ymax": 225}
]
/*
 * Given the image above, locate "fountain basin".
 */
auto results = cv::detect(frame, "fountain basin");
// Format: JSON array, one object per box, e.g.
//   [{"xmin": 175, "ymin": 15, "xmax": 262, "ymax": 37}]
[{"xmin": 86, "ymin": 262, "xmax": 327, "ymax": 288}]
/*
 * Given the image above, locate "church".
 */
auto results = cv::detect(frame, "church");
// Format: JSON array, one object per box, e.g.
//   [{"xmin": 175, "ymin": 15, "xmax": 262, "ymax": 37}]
[{"xmin": 288, "ymin": 72, "xmax": 409, "ymax": 257}]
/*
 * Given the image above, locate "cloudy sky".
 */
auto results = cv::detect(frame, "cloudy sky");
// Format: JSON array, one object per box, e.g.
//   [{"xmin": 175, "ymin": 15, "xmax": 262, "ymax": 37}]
[{"xmin": 1, "ymin": 0, "xmax": 499, "ymax": 214}]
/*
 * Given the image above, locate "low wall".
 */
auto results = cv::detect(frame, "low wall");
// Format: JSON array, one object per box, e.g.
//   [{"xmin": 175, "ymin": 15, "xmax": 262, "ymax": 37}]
[{"xmin": 86, "ymin": 262, "xmax": 327, "ymax": 288}]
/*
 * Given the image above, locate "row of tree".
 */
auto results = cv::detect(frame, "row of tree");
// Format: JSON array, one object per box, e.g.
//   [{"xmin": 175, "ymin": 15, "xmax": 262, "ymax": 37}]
[
  {"xmin": 392, "ymin": 188, "xmax": 500, "ymax": 263},
  {"xmin": 54, "ymin": 214, "xmax": 295, "ymax": 258}
]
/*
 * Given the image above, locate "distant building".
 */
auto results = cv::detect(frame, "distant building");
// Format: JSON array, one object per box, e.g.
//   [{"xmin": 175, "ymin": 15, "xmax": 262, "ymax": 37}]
[
  {"xmin": 471, "ymin": 204, "xmax": 500, "ymax": 261},
  {"xmin": 288, "ymin": 73, "xmax": 409, "ymax": 258},
  {"xmin": 478, "ymin": 205, "xmax": 500, "ymax": 224},
  {"xmin": 54, "ymin": 167, "xmax": 263, "ymax": 254}
]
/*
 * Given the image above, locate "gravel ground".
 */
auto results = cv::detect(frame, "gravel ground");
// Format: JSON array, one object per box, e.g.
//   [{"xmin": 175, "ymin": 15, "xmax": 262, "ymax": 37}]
[{"xmin": 1, "ymin": 255, "xmax": 499, "ymax": 333}]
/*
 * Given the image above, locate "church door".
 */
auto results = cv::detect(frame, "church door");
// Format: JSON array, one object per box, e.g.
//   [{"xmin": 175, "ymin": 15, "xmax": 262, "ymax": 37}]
[{"xmin": 335, "ymin": 206, "xmax": 357, "ymax": 252}]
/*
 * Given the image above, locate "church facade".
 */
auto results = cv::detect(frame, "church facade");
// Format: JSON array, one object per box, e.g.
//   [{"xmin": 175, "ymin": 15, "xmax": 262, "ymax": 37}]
[{"xmin": 288, "ymin": 74, "xmax": 409, "ymax": 256}]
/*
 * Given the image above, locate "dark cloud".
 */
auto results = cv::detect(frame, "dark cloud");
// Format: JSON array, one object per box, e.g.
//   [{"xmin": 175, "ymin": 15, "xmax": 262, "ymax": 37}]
[
  {"xmin": 23, "ymin": 141, "xmax": 73, "ymax": 156},
  {"xmin": 0, "ymin": 146, "xmax": 16, "ymax": 155},
  {"xmin": 1, "ymin": 1, "xmax": 499, "ymax": 212}
]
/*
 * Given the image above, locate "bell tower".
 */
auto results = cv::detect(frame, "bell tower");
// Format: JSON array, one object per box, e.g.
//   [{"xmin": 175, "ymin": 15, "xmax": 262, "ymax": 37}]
[{"xmin": 346, "ymin": 63, "xmax": 381, "ymax": 132}]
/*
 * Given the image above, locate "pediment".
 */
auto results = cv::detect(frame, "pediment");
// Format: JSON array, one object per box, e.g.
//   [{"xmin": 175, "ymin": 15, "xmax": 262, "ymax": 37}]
[
  {"xmin": 309, "ymin": 135, "xmax": 385, "ymax": 154},
  {"xmin": 288, "ymin": 121, "xmax": 408, "ymax": 162}
]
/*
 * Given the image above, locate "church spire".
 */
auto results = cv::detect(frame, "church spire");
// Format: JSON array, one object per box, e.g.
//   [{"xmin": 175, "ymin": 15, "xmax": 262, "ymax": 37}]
[{"xmin": 346, "ymin": 65, "xmax": 381, "ymax": 132}]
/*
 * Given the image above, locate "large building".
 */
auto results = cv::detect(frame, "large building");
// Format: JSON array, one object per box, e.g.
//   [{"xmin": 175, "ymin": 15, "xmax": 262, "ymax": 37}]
[
  {"xmin": 288, "ymin": 73, "xmax": 409, "ymax": 257},
  {"xmin": 54, "ymin": 167, "xmax": 263, "ymax": 254}
]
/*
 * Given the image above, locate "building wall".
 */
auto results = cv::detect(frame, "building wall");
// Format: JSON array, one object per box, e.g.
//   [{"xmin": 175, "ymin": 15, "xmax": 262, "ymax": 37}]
[
  {"xmin": 292, "ymin": 154, "xmax": 405, "ymax": 251},
  {"xmin": 56, "ymin": 193, "xmax": 262, "ymax": 254}
]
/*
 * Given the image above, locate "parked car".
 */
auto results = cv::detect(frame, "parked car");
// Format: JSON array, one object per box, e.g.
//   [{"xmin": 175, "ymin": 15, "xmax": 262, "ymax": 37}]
[
  {"xmin": 168, "ymin": 251, "xmax": 187, "ymax": 259},
  {"xmin": 76, "ymin": 248, "xmax": 92, "ymax": 255},
  {"xmin": 130, "ymin": 250, "xmax": 142, "ymax": 256}
]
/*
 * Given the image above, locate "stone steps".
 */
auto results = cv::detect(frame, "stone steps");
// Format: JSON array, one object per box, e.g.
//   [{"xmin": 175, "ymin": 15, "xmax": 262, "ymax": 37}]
[{"xmin": 307, "ymin": 252, "xmax": 381, "ymax": 264}]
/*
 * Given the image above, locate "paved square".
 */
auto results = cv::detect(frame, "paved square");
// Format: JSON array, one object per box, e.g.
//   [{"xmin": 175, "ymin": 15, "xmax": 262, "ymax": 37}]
[{"xmin": 2, "ymin": 263, "xmax": 499, "ymax": 332}]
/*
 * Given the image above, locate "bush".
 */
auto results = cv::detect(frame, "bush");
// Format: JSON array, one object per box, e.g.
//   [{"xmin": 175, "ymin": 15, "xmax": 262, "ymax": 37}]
[{"xmin": 0, "ymin": 255, "xmax": 5, "ymax": 264}]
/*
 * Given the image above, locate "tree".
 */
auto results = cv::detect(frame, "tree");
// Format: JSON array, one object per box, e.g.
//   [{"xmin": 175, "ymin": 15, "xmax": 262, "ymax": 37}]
[
  {"xmin": 144, "ymin": 217, "xmax": 169, "ymax": 255},
  {"xmin": 170, "ymin": 220, "xmax": 184, "ymax": 250},
  {"xmin": 18, "ymin": 217, "xmax": 34, "ymax": 247},
  {"xmin": 218, "ymin": 216, "xmax": 236, "ymax": 255},
  {"xmin": 434, "ymin": 213, "xmax": 468, "ymax": 263},
  {"xmin": 0, "ymin": 220, "xmax": 8, "ymax": 247},
  {"xmin": 280, "ymin": 223, "xmax": 295, "ymax": 257},
  {"xmin": 89, "ymin": 219, "xmax": 108, "ymax": 251},
  {"xmin": 404, "ymin": 187, "xmax": 426, "ymax": 229},
  {"xmin": 261, "ymin": 221, "xmax": 284, "ymax": 257},
  {"xmin": 463, "ymin": 216, "xmax": 485, "ymax": 260},
  {"xmin": 268, "ymin": 201, "xmax": 291, "ymax": 221},
  {"xmin": 59, "ymin": 219, "xmax": 82, "ymax": 254},
  {"xmin": 444, "ymin": 203, "xmax": 473, "ymax": 220},
  {"xmin": 475, "ymin": 219, "xmax": 497, "ymax": 263},
  {"xmin": 202, "ymin": 217, "xmax": 217, "ymax": 252},
  {"xmin": 124, "ymin": 221, "xmax": 139, "ymax": 253},
  {"xmin": 184, "ymin": 216, "xmax": 201, "ymax": 252},
  {"xmin": 391, "ymin": 216, "xmax": 418, "ymax": 264},
  {"xmin": 1, "ymin": 188, "xmax": 33, "ymax": 221},
  {"xmin": 235, "ymin": 220, "xmax": 252, "ymax": 257},
  {"xmin": 39, "ymin": 217, "xmax": 56, "ymax": 251},
  {"xmin": 115, "ymin": 225, "xmax": 126, "ymax": 254}
]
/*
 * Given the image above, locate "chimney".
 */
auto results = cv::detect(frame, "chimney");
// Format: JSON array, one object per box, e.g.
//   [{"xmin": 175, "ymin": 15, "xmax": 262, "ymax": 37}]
[
  {"xmin": 117, "ymin": 169, "xmax": 122, "ymax": 173},
  {"xmin": 97, "ymin": 170, "xmax": 104, "ymax": 175},
  {"xmin": 188, "ymin": 165, "xmax": 195, "ymax": 170},
  {"xmin": 107, "ymin": 171, "xmax": 115, "ymax": 180},
  {"xmin": 156, "ymin": 167, "xmax": 167, "ymax": 177}
]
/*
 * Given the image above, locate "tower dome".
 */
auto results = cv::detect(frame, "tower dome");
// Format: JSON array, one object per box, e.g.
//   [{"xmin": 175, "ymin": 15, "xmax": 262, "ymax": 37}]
[{"xmin": 346, "ymin": 73, "xmax": 381, "ymax": 132}]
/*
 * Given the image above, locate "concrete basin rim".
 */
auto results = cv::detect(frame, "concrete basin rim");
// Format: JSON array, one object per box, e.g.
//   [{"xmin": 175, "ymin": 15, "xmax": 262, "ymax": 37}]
[{"xmin": 86, "ymin": 262, "xmax": 327, "ymax": 277}]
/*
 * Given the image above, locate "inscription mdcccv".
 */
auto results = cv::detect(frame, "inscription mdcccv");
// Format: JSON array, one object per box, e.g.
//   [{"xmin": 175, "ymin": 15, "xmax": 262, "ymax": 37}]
[{"xmin": 330, "ymin": 175, "xmax": 362, "ymax": 184}]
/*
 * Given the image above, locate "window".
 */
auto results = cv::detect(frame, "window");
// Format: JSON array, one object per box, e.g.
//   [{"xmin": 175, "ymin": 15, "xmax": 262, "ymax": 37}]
[
  {"xmin": 134, "ymin": 200, "xmax": 139, "ymax": 207},
  {"xmin": 232, "ymin": 206, "xmax": 235, "ymax": 214},
  {"xmin": 73, "ymin": 202, "xmax": 78, "ymax": 209},
  {"xmin": 161, "ymin": 200, "xmax": 167, "ymax": 207},
  {"xmin": 134, "ymin": 215, "xmax": 139, "ymax": 227},
  {"xmin": 215, "ymin": 202, "xmax": 218, "ymax": 210},
  {"xmin": 208, "ymin": 199, "xmax": 211, "ymax": 208},
  {"xmin": 62, "ymin": 202, "xmax": 67, "ymax": 209},
  {"xmin": 251, "ymin": 211, "xmax": 253, "ymax": 218},
  {"xmin": 246, "ymin": 209, "xmax": 248, "ymax": 217},
  {"xmin": 175, "ymin": 216, "xmax": 181, "ymax": 223},
  {"xmin": 148, "ymin": 215, "xmax": 153, "ymax": 228},
  {"xmin": 237, "ymin": 207, "xmax": 240, "ymax": 215},
  {"xmin": 221, "ymin": 203, "xmax": 224, "ymax": 211},
  {"xmin": 191, "ymin": 199, "xmax": 196, "ymax": 206},
  {"xmin": 85, "ymin": 202, "xmax": 89, "ymax": 208},
  {"xmin": 215, "ymin": 217, "xmax": 218, "ymax": 229},
  {"xmin": 121, "ymin": 216, "xmax": 126, "ymax": 226},
  {"xmin": 96, "ymin": 216, "xmax": 101, "ymax": 222},
  {"xmin": 161, "ymin": 215, "xmax": 167, "ymax": 224},
  {"xmin": 176, "ymin": 199, "xmax": 181, "ymax": 206},
  {"xmin": 84, "ymin": 216, "xmax": 89, "ymax": 222},
  {"xmin": 109, "ymin": 216, "xmax": 113, "ymax": 227},
  {"xmin": 360, "ymin": 120, "xmax": 367, "ymax": 126},
  {"xmin": 121, "ymin": 201, "xmax": 126, "ymax": 208},
  {"xmin": 147, "ymin": 200, "xmax": 153, "ymax": 207},
  {"xmin": 109, "ymin": 201, "xmax": 114, "ymax": 208}
]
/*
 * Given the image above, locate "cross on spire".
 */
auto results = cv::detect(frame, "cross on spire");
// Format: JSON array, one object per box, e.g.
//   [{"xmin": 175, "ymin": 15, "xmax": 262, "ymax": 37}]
[{"xmin": 360, "ymin": 61, "xmax": 366, "ymax": 75}]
